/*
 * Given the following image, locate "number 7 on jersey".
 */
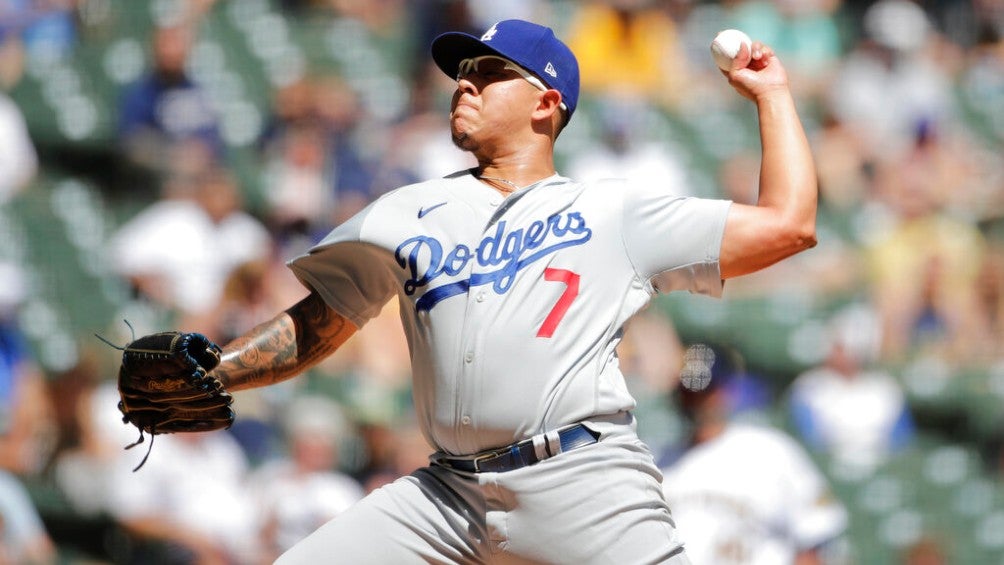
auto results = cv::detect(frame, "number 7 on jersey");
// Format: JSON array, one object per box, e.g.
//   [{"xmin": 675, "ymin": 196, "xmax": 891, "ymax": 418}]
[{"xmin": 537, "ymin": 268, "xmax": 580, "ymax": 338}]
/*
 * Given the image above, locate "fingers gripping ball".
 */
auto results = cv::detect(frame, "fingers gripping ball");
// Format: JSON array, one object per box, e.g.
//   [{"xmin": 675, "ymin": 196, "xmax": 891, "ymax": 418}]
[
  {"xmin": 710, "ymin": 29, "xmax": 752, "ymax": 71},
  {"xmin": 116, "ymin": 331, "xmax": 235, "ymax": 469}
]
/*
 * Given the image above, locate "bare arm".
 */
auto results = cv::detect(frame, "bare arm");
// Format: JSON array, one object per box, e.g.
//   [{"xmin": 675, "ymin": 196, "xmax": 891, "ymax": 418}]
[
  {"xmin": 212, "ymin": 292, "xmax": 357, "ymax": 392},
  {"xmin": 718, "ymin": 42, "xmax": 818, "ymax": 279}
]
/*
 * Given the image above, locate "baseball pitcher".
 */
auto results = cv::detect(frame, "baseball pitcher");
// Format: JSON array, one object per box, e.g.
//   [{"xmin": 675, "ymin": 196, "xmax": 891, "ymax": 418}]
[{"xmin": 113, "ymin": 19, "xmax": 817, "ymax": 564}]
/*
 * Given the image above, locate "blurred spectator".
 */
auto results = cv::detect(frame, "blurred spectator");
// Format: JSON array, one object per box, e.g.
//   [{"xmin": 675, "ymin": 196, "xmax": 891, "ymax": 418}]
[
  {"xmin": 192, "ymin": 255, "xmax": 308, "ymax": 346},
  {"xmin": 48, "ymin": 356, "xmax": 119, "ymax": 519},
  {"xmin": 371, "ymin": 105, "xmax": 477, "ymax": 191},
  {"xmin": 117, "ymin": 23, "xmax": 223, "ymax": 173},
  {"xmin": 978, "ymin": 223, "xmax": 1004, "ymax": 353},
  {"xmin": 955, "ymin": 25, "xmax": 1004, "ymax": 182},
  {"xmin": 566, "ymin": 0, "xmax": 694, "ymax": 109},
  {"xmin": 865, "ymin": 129, "xmax": 992, "ymax": 364},
  {"xmin": 788, "ymin": 304, "xmax": 915, "ymax": 472},
  {"xmin": 296, "ymin": 295, "xmax": 415, "ymax": 486},
  {"xmin": 826, "ymin": 0, "xmax": 957, "ymax": 160},
  {"xmin": 369, "ymin": 63, "xmax": 476, "ymax": 196},
  {"xmin": 106, "ymin": 431, "xmax": 259, "ymax": 565},
  {"xmin": 0, "ymin": 89, "xmax": 36, "ymax": 204},
  {"xmin": 275, "ymin": 0, "xmax": 315, "ymax": 15},
  {"xmin": 728, "ymin": 0, "xmax": 843, "ymax": 97},
  {"xmin": 662, "ymin": 343, "xmax": 848, "ymax": 565},
  {"xmin": 812, "ymin": 110, "xmax": 874, "ymax": 218},
  {"xmin": 0, "ymin": 469, "xmax": 56, "ymax": 564},
  {"xmin": 466, "ymin": 0, "xmax": 546, "ymax": 30},
  {"xmin": 936, "ymin": 0, "xmax": 1004, "ymax": 49},
  {"xmin": 0, "ymin": 0, "xmax": 77, "ymax": 63},
  {"xmin": 406, "ymin": 0, "xmax": 477, "ymax": 88},
  {"xmin": 312, "ymin": 297, "xmax": 412, "ymax": 431},
  {"xmin": 51, "ymin": 373, "xmax": 153, "ymax": 523},
  {"xmin": 310, "ymin": 76, "xmax": 380, "ymax": 223},
  {"xmin": 262, "ymin": 121, "xmax": 336, "ymax": 237},
  {"xmin": 258, "ymin": 76, "xmax": 375, "ymax": 239},
  {"xmin": 0, "ymin": 19, "xmax": 22, "ymax": 89},
  {"xmin": 250, "ymin": 395, "xmax": 364, "ymax": 561},
  {"xmin": 980, "ymin": 425, "xmax": 1004, "ymax": 481},
  {"xmin": 901, "ymin": 534, "xmax": 948, "ymax": 565},
  {"xmin": 109, "ymin": 164, "xmax": 271, "ymax": 316},
  {"xmin": 332, "ymin": 297, "xmax": 411, "ymax": 389},
  {"xmin": 0, "ymin": 262, "xmax": 55, "ymax": 476},
  {"xmin": 616, "ymin": 307, "xmax": 686, "ymax": 452},
  {"xmin": 319, "ymin": 0, "xmax": 407, "ymax": 37},
  {"xmin": 0, "ymin": 262, "xmax": 55, "ymax": 564},
  {"xmin": 357, "ymin": 419, "xmax": 432, "ymax": 494},
  {"xmin": 566, "ymin": 98, "xmax": 689, "ymax": 198},
  {"xmin": 876, "ymin": 117, "xmax": 1001, "ymax": 224},
  {"xmin": 0, "ymin": 1, "xmax": 35, "ymax": 180}
]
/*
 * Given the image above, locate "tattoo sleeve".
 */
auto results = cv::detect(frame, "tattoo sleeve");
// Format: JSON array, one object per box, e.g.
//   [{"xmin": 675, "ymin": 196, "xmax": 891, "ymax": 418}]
[{"xmin": 213, "ymin": 292, "xmax": 357, "ymax": 392}]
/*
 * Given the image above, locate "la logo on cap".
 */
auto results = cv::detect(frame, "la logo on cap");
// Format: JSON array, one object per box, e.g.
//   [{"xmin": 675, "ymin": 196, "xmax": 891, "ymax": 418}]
[{"xmin": 481, "ymin": 24, "xmax": 498, "ymax": 41}]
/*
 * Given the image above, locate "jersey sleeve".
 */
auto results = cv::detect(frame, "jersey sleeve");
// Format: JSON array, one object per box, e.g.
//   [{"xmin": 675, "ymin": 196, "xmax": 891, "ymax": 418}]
[
  {"xmin": 620, "ymin": 182, "xmax": 732, "ymax": 297},
  {"xmin": 287, "ymin": 204, "xmax": 399, "ymax": 328}
]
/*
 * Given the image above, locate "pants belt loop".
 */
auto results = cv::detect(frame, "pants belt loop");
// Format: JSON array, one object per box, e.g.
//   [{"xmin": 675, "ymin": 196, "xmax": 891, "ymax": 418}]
[
  {"xmin": 531, "ymin": 433, "xmax": 548, "ymax": 461},
  {"xmin": 544, "ymin": 430, "xmax": 562, "ymax": 457}
]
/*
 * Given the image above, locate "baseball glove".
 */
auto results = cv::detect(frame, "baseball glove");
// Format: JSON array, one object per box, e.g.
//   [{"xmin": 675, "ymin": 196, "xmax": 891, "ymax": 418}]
[{"xmin": 115, "ymin": 331, "xmax": 235, "ymax": 470}]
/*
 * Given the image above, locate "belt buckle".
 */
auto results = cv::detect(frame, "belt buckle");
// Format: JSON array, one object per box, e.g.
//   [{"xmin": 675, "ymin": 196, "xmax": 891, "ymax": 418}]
[{"xmin": 472, "ymin": 449, "xmax": 503, "ymax": 473}]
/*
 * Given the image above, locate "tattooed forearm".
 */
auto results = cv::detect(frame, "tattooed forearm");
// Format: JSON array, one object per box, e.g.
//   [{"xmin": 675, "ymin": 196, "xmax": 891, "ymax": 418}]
[{"xmin": 213, "ymin": 293, "xmax": 357, "ymax": 392}]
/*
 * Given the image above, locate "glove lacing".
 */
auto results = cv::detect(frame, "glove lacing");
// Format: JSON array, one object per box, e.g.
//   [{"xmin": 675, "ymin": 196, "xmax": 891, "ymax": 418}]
[{"xmin": 125, "ymin": 426, "xmax": 156, "ymax": 472}]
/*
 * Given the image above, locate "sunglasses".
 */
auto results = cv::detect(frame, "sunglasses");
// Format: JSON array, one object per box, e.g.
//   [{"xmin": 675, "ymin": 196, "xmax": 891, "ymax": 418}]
[{"xmin": 456, "ymin": 55, "xmax": 567, "ymax": 112}]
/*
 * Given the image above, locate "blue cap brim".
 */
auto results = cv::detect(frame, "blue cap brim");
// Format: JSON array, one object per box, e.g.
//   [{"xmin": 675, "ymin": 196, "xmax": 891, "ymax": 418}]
[{"xmin": 431, "ymin": 32, "xmax": 508, "ymax": 80}]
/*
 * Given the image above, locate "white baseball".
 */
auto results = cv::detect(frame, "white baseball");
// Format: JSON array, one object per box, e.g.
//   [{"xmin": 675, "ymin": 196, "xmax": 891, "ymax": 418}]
[{"xmin": 710, "ymin": 29, "xmax": 752, "ymax": 71}]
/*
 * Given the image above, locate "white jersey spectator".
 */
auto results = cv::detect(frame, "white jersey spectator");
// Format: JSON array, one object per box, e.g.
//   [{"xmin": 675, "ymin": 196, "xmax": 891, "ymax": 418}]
[
  {"xmin": 110, "ymin": 166, "xmax": 270, "ymax": 314},
  {"xmin": 663, "ymin": 423, "xmax": 848, "ymax": 565},
  {"xmin": 0, "ymin": 92, "xmax": 38, "ymax": 204},
  {"xmin": 661, "ymin": 343, "xmax": 847, "ymax": 565},
  {"xmin": 250, "ymin": 395, "xmax": 365, "ymax": 560},
  {"xmin": 566, "ymin": 98, "xmax": 690, "ymax": 199},
  {"xmin": 788, "ymin": 305, "xmax": 915, "ymax": 472},
  {"xmin": 0, "ymin": 470, "xmax": 56, "ymax": 564},
  {"xmin": 107, "ymin": 431, "xmax": 261, "ymax": 564}
]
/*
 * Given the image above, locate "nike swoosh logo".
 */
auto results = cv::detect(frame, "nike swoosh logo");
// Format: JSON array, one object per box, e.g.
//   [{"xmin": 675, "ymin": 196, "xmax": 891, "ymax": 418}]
[{"xmin": 418, "ymin": 202, "xmax": 448, "ymax": 219}]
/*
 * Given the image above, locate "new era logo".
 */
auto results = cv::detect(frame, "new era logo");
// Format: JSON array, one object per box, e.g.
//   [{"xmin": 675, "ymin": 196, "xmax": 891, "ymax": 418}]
[{"xmin": 544, "ymin": 62, "xmax": 557, "ymax": 78}]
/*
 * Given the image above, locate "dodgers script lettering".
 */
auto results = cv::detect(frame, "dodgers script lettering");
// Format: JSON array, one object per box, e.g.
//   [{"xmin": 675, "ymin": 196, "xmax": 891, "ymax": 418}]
[{"xmin": 395, "ymin": 212, "xmax": 592, "ymax": 311}]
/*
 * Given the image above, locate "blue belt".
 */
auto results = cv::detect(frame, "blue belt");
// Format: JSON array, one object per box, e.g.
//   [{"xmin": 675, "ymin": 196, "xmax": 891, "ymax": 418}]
[{"xmin": 434, "ymin": 424, "xmax": 599, "ymax": 473}]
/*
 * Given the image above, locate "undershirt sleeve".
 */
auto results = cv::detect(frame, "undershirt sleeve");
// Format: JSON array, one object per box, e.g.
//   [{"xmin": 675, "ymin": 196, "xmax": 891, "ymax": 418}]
[
  {"xmin": 620, "ymin": 182, "xmax": 732, "ymax": 297},
  {"xmin": 287, "ymin": 204, "xmax": 398, "ymax": 328}
]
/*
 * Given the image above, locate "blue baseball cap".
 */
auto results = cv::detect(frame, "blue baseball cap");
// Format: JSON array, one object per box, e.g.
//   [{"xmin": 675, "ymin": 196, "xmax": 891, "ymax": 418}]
[{"xmin": 431, "ymin": 19, "xmax": 580, "ymax": 120}]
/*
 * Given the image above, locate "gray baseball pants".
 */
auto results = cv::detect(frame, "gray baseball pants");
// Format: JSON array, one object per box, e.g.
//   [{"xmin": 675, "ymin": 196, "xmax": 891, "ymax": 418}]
[{"xmin": 276, "ymin": 414, "xmax": 692, "ymax": 564}]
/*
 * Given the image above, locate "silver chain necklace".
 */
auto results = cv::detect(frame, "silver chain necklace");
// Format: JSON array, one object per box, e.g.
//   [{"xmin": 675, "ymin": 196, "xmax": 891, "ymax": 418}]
[{"xmin": 478, "ymin": 175, "xmax": 522, "ymax": 193}]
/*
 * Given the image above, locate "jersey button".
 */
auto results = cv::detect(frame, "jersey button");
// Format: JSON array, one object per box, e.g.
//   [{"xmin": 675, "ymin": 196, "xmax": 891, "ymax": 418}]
[
  {"xmin": 476, "ymin": 292, "xmax": 486, "ymax": 302},
  {"xmin": 464, "ymin": 351, "xmax": 474, "ymax": 363},
  {"xmin": 461, "ymin": 415, "xmax": 471, "ymax": 425}
]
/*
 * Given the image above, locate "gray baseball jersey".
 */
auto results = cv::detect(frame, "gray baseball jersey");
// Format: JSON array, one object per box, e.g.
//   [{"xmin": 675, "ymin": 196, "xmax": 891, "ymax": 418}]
[{"xmin": 289, "ymin": 169, "xmax": 730, "ymax": 456}]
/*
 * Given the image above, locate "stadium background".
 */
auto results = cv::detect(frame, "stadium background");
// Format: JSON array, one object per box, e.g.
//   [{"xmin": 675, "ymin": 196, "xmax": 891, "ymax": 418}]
[{"xmin": 0, "ymin": 0, "xmax": 1002, "ymax": 563}]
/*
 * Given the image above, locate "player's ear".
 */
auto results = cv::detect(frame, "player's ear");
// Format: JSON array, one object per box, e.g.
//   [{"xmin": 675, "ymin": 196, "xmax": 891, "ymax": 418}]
[{"xmin": 532, "ymin": 89, "xmax": 564, "ymax": 133}]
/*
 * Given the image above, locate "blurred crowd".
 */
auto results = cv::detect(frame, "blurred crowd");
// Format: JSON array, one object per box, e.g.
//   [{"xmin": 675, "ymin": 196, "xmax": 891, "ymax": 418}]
[{"xmin": 0, "ymin": 0, "xmax": 1002, "ymax": 563}]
